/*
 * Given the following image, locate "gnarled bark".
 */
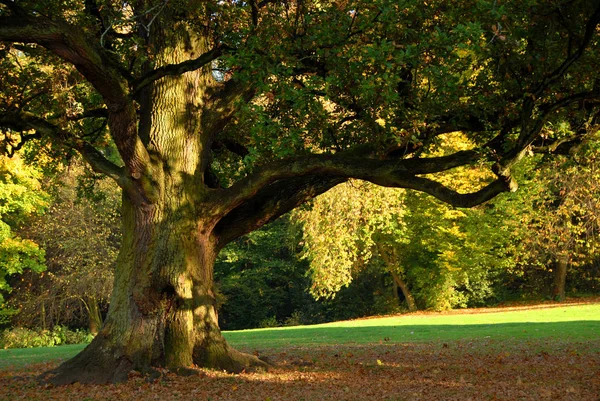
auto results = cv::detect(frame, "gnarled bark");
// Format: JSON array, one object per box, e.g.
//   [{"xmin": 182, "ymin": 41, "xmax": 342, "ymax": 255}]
[{"xmin": 44, "ymin": 193, "xmax": 268, "ymax": 385}]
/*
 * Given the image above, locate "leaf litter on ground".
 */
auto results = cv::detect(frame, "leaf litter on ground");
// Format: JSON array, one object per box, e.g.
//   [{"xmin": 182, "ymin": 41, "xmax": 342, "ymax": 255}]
[{"xmin": 0, "ymin": 338, "xmax": 598, "ymax": 401}]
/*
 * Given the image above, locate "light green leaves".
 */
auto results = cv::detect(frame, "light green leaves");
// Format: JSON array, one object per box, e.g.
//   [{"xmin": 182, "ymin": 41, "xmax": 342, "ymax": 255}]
[{"xmin": 0, "ymin": 155, "xmax": 48, "ymax": 304}]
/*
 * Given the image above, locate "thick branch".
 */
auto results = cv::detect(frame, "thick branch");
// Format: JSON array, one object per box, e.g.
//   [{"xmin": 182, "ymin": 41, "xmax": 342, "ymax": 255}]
[
  {"xmin": 214, "ymin": 158, "xmax": 515, "ymax": 245},
  {"xmin": 218, "ymin": 148, "xmax": 481, "ymax": 217},
  {"xmin": 211, "ymin": 142, "xmax": 516, "ymax": 245},
  {"xmin": 132, "ymin": 46, "xmax": 225, "ymax": 95},
  {"xmin": 0, "ymin": 13, "xmax": 148, "ymax": 176},
  {"xmin": 0, "ymin": 15, "xmax": 131, "ymax": 105},
  {"xmin": 214, "ymin": 176, "xmax": 345, "ymax": 246},
  {"xmin": 0, "ymin": 111, "xmax": 125, "ymax": 182}
]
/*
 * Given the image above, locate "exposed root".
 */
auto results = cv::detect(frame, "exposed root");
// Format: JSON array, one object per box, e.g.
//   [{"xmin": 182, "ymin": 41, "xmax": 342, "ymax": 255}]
[
  {"xmin": 194, "ymin": 345, "xmax": 272, "ymax": 373},
  {"xmin": 39, "ymin": 334, "xmax": 271, "ymax": 385},
  {"xmin": 39, "ymin": 337, "xmax": 133, "ymax": 385}
]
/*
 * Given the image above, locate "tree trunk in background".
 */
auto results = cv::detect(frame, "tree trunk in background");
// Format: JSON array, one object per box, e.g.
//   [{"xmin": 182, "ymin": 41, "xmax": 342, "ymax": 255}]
[
  {"xmin": 552, "ymin": 256, "xmax": 568, "ymax": 301},
  {"xmin": 84, "ymin": 297, "xmax": 102, "ymax": 334},
  {"xmin": 389, "ymin": 269, "xmax": 417, "ymax": 312},
  {"xmin": 376, "ymin": 242, "xmax": 417, "ymax": 312}
]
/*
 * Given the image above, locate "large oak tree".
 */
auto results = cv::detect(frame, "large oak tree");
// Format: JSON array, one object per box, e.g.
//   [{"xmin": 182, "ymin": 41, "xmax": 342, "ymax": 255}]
[{"xmin": 1, "ymin": 0, "xmax": 599, "ymax": 384}]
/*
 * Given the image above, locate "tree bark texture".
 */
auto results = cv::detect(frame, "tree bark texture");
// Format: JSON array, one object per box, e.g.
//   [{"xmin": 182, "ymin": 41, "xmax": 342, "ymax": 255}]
[
  {"xmin": 83, "ymin": 297, "xmax": 102, "ymax": 334},
  {"xmin": 43, "ymin": 23, "xmax": 267, "ymax": 385},
  {"xmin": 389, "ymin": 269, "xmax": 418, "ymax": 312}
]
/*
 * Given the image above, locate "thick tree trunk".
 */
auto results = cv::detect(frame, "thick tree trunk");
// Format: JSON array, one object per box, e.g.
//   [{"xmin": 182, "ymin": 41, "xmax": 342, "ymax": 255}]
[
  {"xmin": 42, "ymin": 20, "xmax": 267, "ymax": 385},
  {"xmin": 552, "ymin": 256, "xmax": 568, "ymax": 302},
  {"xmin": 44, "ymin": 196, "xmax": 267, "ymax": 385}
]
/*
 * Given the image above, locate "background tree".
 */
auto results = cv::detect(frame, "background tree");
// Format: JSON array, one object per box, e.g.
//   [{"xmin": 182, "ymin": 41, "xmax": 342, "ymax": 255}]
[
  {"xmin": 1, "ymin": 0, "xmax": 599, "ymax": 384},
  {"xmin": 214, "ymin": 216, "xmax": 313, "ymax": 330},
  {"xmin": 0, "ymin": 154, "xmax": 47, "ymax": 326},
  {"xmin": 10, "ymin": 162, "xmax": 119, "ymax": 333},
  {"xmin": 495, "ymin": 134, "xmax": 600, "ymax": 301}
]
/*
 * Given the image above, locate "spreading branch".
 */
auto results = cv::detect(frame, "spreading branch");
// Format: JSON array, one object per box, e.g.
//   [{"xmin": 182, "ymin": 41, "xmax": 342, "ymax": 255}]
[
  {"xmin": 211, "ymin": 141, "xmax": 514, "ymax": 245},
  {"xmin": 0, "ymin": 111, "xmax": 125, "ymax": 182},
  {"xmin": 214, "ymin": 176, "xmax": 345, "ymax": 246},
  {"xmin": 214, "ymin": 158, "xmax": 515, "ymax": 245},
  {"xmin": 220, "ymin": 149, "xmax": 482, "ymax": 209}
]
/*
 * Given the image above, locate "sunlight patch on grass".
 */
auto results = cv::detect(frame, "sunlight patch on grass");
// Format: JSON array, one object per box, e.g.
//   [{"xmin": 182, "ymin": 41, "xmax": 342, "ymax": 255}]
[{"xmin": 224, "ymin": 303, "xmax": 600, "ymax": 349}]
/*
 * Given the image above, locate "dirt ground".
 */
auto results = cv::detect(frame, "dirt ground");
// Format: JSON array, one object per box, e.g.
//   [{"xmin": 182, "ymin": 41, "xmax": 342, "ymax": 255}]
[{"xmin": 1, "ymin": 338, "xmax": 598, "ymax": 401}]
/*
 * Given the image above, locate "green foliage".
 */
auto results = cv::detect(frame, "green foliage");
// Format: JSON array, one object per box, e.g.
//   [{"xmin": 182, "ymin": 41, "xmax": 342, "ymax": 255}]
[
  {"xmin": 215, "ymin": 217, "xmax": 314, "ymax": 330},
  {"xmin": 489, "ymin": 138, "xmax": 600, "ymax": 298},
  {"xmin": 294, "ymin": 180, "xmax": 405, "ymax": 299},
  {"xmin": 8, "ymin": 161, "xmax": 119, "ymax": 330},
  {"xmin": 0, "ymin": 155, "xmax": 47, "ymax": 308},
  {"xmin": 0, "ymin": 325, "xmax": 94, "ymax": 349}
]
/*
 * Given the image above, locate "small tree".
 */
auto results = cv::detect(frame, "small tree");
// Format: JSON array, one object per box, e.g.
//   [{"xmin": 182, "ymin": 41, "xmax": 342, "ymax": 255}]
[
  {"xmin": 506, "ymin": 139, "xmax": 600, "ymax": 301},
  {"xmin": 11, "ymin": 162, "xmax": 119, "ymax": 332},
  {"xmin": 0, "ymin": 154, "xmax": 47, "ymax": 325}
]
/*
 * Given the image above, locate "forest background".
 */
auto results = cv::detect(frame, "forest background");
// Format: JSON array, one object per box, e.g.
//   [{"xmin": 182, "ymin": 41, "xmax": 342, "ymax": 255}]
[{"xmin": 1, "ymin": 134, "xmax": 599, "ymax": 343}]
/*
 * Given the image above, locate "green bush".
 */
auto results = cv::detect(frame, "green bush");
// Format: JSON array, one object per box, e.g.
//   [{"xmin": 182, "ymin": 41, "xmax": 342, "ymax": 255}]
[
  {"xmin": 0, "ymin": 326, "xmax": 94, "ymax": 349},
  {"xmin": 257, "ymin": 316, "xmax": 280, "ymax": 328}
]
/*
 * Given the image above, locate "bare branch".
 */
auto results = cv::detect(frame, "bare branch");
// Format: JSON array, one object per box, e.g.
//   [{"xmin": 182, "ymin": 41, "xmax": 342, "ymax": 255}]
[
  {"xmin": 46, "ymin": 108, "xmax": 109, "ymax": 121},
  {"xmin": 533, "ymin": 4, "xmax": 600, "ymax": 97},
  {"xmin": 0, "ymin": 131, "xmax": 41, "ymax": 157}
]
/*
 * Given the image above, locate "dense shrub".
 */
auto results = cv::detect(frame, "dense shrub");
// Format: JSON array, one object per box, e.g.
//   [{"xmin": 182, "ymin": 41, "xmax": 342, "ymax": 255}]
[{"xmin": 0, "ymin": 325, "xmax": 94, "ymax": 349}]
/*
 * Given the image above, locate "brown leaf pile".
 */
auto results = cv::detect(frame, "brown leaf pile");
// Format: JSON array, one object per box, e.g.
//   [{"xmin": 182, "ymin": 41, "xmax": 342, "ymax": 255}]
[{"xmin": 1, "ymin": 339, "xmax": 598, "ymax": 401}]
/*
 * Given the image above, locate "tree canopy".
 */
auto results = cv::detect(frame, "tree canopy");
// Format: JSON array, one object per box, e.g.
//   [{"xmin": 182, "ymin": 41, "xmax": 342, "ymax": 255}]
[{"xmin": 1, "ymin": 0, "xmax": 599, "ymax": 385}]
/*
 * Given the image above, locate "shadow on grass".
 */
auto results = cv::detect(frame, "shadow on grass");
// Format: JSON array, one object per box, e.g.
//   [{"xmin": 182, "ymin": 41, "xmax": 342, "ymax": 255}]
[
  {"xmin": 0, "ymin": 343, "xmax": 86, "ymax": 369},
  {"xmin": 0, "ymin": 321, "xmax": 598, "ymax": 370}
]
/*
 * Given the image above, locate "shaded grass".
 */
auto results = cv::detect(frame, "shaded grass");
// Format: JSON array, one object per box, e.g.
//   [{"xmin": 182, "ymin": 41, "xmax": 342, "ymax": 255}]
[
  {"xmin": 0, "ymin": 344, "xmax": 85, "ymax": 369},
  {"xmin": 1, "ymin": 303, "xmax": 598, "ymax": 369}
]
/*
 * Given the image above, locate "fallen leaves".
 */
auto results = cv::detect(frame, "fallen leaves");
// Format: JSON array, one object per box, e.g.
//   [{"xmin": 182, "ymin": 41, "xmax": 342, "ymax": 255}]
[{"xmin": 0, "ymin": 338, "xmax": 599, "ymax": 400}]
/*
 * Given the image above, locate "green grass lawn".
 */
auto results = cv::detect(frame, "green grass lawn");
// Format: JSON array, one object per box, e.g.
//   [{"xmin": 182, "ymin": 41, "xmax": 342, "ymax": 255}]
[
  {"xmin": 225, "ymin": 303, "xmax": 600, "ymax": 350},
  {"xmin": 0, "ymin": 343, "xmax": 85, "ymax": 369},
  {"xmin": 1, "ymin": 303, "xmax": 598, "ymax": 369}
]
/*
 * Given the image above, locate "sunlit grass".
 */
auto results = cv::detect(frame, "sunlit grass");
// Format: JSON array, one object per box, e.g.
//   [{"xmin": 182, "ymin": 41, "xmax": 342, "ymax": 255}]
[
  {"xmin": 1, "ymin": 303, "xmax": 598, "ymax": 369},
  {"xmin": 225, "ymin": 303, "xmax": 600, "ymax": 349}
]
